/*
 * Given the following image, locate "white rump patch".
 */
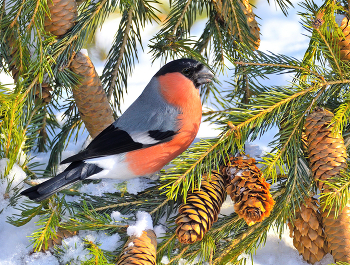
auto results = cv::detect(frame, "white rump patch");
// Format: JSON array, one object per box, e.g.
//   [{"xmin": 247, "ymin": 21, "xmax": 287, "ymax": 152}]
[{"xmin": 84, "ymin": 154, "xmax": 136, "ymax": 179}]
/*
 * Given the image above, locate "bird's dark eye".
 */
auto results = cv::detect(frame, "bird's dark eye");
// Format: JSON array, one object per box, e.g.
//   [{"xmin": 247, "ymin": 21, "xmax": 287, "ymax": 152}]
[{"xmin": 182, "ymin": 68, "xmax": 191, "ymax": 76}]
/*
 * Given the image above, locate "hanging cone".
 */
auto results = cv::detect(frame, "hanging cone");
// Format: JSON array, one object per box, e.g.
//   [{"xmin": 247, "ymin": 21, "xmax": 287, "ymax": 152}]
[
  {"xmin": 117, "ymin": 229, "xmax": 157, "ymax": 265},
  {"xmin": 288, "ymin": 197, "xmax": 328, "ymax": 264},
  {"xmin": 213, "ymin": 0, "xmax": 260, "ymax": 49},
  {"xmin": 304, "ymin": 108, "xmax": 347, "ymax": 192},
  {"xmin": 223, "ymin": 156, "xmax": 275, "ymax": 226},
  {"xmin": 175, "ymin": 171, "xmax": 227, "ymax": 244},
  {"xmin": 39, "ymin": 228, "xmax": 77, "ymax": 252},
  {"xmin": 44, "ymin": 0, "xmax": 77, "ymax": 37},
  {"xmin": 69, "ymin": 52, "xmax": 114, "ymax": 138},
  {"xmin": 305, "ymin": 107, "xmax": 350, "ymax": 262},
  {"xmin": 336, "ymin": 15, "xmax": 350, "ymax": 61}
]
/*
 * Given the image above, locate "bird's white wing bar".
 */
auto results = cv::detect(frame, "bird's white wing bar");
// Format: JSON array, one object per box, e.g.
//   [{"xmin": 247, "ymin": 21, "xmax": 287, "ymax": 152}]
[{"xmin": 130, "ymin": 132, "xmax": 160, "ymax": 145}]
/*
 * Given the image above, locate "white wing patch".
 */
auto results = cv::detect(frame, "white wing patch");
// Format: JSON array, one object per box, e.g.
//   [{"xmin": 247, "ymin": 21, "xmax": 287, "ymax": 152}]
[{"xmin": 130, "ymin": 132, "xmax": 159, "ymax": 145}]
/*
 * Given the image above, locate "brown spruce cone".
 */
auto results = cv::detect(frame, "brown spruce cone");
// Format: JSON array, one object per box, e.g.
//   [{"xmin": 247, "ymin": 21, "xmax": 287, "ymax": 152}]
[
  {"xmin": 213, "ymin": 0, "xmax": 260, "ymax": 49},
  {"xmin": 288, "ymin": 197, "xmax": 327, "ymax": 264},
  {"xmin": 305, "ymin": 108, "xmax": 347, "ymax": 193},
  {"xmin": 305, "ymin": 107, "xmax": 350, "ymax": 262},
  {"xmin": 44, "ymin": 0, "xmax": 77, "ymax": 37},
  {"xmin": 175, "ymin": 171, "xmax": 227, "ymax": 244},
  {"xmin": 337, "ymin": 15, "xmax": 350, "ymax": 61},
  {"xmin": 117, "ymin": 229, "xmax": 157, "ymax": 265},
  {"xmin": 69, "ymin": 52, "xmax": 114, "ymax": 138},
  {"xmin": 223, "ymin": 156, "xmax": 275, "ymax": 226},
  {"xmin": 40, "ymin": 228, "xmax": 77, "ymax": 252}
]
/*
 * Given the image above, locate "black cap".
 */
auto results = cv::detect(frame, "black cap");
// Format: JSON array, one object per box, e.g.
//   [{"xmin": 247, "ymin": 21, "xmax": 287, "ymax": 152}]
[{"xmin": 155, "ymin": 59, "xmax": 214, "ymax": 88}]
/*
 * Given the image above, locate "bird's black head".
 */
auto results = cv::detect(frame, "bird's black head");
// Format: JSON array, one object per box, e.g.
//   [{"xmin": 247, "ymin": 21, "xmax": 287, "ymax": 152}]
[{"xmin": 155, "ymin": 58, "xmax": 214, "ymax": 88}]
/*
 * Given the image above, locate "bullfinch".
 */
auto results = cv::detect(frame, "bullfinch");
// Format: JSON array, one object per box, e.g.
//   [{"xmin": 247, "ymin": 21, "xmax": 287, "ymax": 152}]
[{"xmin": 21, "ymin": 58, "xmax": 214, "ymax": 202}]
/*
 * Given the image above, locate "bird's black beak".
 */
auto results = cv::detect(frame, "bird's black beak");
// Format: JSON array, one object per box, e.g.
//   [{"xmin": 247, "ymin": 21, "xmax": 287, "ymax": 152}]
[{"xmin": 194, "ymin": 65, "xmax": 214, "ymax": 88}]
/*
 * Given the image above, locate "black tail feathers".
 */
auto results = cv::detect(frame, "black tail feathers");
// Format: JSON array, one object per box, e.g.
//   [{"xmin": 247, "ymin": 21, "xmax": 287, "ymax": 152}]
[{"xmin": 20, "ymin": 161, "xmax": 103, "ymax": 202}]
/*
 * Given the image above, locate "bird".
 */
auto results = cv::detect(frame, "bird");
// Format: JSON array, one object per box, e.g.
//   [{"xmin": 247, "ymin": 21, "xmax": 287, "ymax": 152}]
[{"xmin": 21, "ymin": 58, "xmax": 214, "ymax": 202}]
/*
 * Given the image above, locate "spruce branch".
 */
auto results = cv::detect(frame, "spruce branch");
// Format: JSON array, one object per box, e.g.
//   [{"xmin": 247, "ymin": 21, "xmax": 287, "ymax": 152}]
[
  {"xmin": 61, "ymin": 202, "xmax": 128, "ymax": 232},
  {"xmin": 319, "ymin": 171, "xmax": 350, "ymax": 218},
  {"xmin": 233, "ymin": 61, "xmax": 323, "ymax": 80},
  {"xmin": 162, "ymin": 81, "xmax": 325, "ymax": 201},
  {"xmin": 229, "ymin": 0, "xmax": 243, "ymax": 43},
  {"xmin": 93, "ymin": 201, "xmax": 144, "ymax": 212},
  {"xmin": 263, "ymin": 85, "xmax": 326, "ymax": 179},
  {"xmin": 102, "ymin": 0, "xmax": 160, "ymax": 110},
  {"xmin": 315, "ymin": 27, "xmax": 343, "ymax": 77},
  {"xmin": 27, "ymin": 0, "xmax": 42, "ymax": 30},
  {"xmin": 213, "ymin": 222, "xmax": 264, "ymax": 265},
  {"xmin": 168, "ymin": 246, "xmax": 190, "ymax": 263},
  {"xmin": 7, "ymin": 203, "xmax": 44, "ymax": 227},
  {"xmin": 171, "ymin": 0, "xmax": 192, "ymax": 35},
  {"xmin": 81, "ymin": 240, "xmax": 114, "ymax": 265},
  {"xmin": 107, "ymin": 8, "xmax": 133, "ymax": 101},
  {"xmin": 30, "ymin": 196, "xmax": 64, "ymax": 252},
  {"xmin": 9, "ymin": 0, "xmax": 26, "ymax": 28},
  {"xmin": 332, "ymin": 100, "xmax": 350, "ymax": 134}
]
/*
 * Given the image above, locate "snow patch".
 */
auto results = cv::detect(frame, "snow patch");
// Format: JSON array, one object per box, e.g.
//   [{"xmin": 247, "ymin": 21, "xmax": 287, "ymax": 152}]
[
  {"xmin": 60, "ymin": 235, "xmax": 90, "ymax": 264},
  {"xmin": 127, "ymin": 211, "xmax": 153, "ymax": 237},
  {"xmin": 154, "ymin": 224, "xmax": 166, "ymax": 243},
  {"xmin": 22, "ymin": 251, "xmax": 59, "ymax": 265},
  {"xmin": 111, "ymin": 211, "xmax": 123, "ymax": 222},
  {"xmin": 0, "ymin": 159, "xmax": 27, "ymax": 210},
  {"xmin": 79, "ymin": 230, "xmax": 122, "ymax": 252},
  {"xmin": 161, "ymin": 255, "xmax": 170, "ymax": 264},
  {"xmin": 219, "ymin": 195, "xmax": 235, "ymax": 216}
]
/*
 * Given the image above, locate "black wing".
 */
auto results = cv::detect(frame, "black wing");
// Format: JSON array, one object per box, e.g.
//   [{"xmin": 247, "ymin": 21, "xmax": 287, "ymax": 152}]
[{"xmin": 61, "ymin": 124, "xmax": 176, "ymax": 164}]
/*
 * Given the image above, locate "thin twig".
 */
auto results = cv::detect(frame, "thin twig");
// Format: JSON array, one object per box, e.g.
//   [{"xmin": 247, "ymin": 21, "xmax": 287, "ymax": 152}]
[
  {"xmin": 234, "ymin": 61, "xmax": 324, "ymax": 80},
  {"xmin": 172, "ymin": 0, "xmax": 192, "ymax": 35},
  {"xmin": 27, "ymin": 0, "xmax": 40, "ymax": 30},
  {"xmin": 157, "ymin": 234, "xmax": 176, "ymax": 254},
  {"xmin": 10, "ymin": 0, "xmax": 26, "ymax": 28},
  {"xmin": 149, "ymin": 198, "xmax": 170, "ymax": 215},
  {"xmin": 230, "ymin": 0, "xmax": 243, "ymax": 43},
  {"xmin": 315, "ymin": 28, "xmax": 343, "ymax": 78},
  {"xmin": 168, "ymin": 246, "xmax": 190, "ymax": 263},
  {"xmin": 107, "ymin": 8, "xmax": 133, "ymax": 101},
  {"xmin": 93, "ymin": 200, "xmax": 144, "ymax": 212}
]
